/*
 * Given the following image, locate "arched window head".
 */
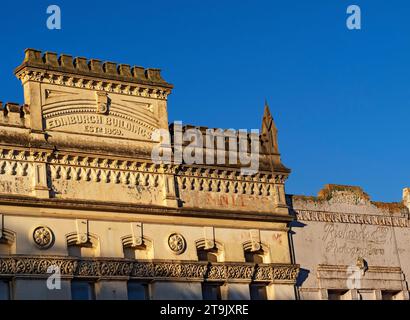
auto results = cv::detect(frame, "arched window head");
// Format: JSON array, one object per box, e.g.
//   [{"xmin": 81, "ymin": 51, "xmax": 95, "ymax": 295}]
[
  {"xmin": 66, "ymin": 232, "xmax": 99, "ymax": 257},
  {"xmin": 244, "ymin": 251, "xmax": 265, "ymax": 264},
  {"xmin": 0, "ymin": 229, "xmax": 15, "ymax": 255},
  {"xmin": 195, "ymin": 239, "xmax": 224, "ymax": 262},
  {"xmin": 243, "ymin": 241, "xmax": 270, "ymax": 264},
  {"xmin": 121, "ymin": 236, "xmax": 153, "ymax": 260},
  {"xmin": 197, "ymin": 249, "xmax": 219, "ymax": 262}
]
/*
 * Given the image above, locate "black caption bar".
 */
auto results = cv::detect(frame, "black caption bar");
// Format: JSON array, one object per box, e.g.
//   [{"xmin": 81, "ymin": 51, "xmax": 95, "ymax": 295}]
[{"xmin": 0, "ymin": 300, "xmax": 403, "ymax": 319}]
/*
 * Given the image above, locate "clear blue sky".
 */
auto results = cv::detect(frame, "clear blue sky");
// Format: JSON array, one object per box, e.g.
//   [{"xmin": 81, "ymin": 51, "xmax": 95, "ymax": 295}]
[{"xmin": 1, "ymin": 0, "xmax": 409, "ymax": 202}]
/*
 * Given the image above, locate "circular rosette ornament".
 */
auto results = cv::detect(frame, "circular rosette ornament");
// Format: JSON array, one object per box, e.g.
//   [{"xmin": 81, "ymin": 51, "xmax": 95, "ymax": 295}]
[
  {"xmin": 33, "ymin": 226, "xmax": 54, "ymax": 249},
  {"xmin": 167, "ymin": 233, "xmax": 186, "ymax": 255}
]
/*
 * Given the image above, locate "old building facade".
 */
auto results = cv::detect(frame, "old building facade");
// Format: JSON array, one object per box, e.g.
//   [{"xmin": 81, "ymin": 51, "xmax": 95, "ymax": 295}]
[
  {"xmin": 0, "ymin": 49, "xmax": 297, "ymax": 300},
  {"xmin": 0, "ymin": 49, "xmax": 409, "ymax": 300},
  {"xmin": 289, "ymin": 185, "xmax": 410, "ymax": 300}
]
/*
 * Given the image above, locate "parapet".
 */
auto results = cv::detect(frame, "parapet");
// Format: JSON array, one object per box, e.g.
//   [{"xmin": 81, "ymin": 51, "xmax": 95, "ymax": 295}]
[
  {"xmin": 288, "ymin": 184, "xmax": 409, "ymax": 215},
  {"xmin": 167, "ymin": 123, "xmax": 290, "ymax": 174},
  {"xmin": 0, "ymin": 101, "xmax": 30, "ymax": 127},
  {"xmin": 14, "ymin": 49, "xmax": 173, "ymax": 89}
]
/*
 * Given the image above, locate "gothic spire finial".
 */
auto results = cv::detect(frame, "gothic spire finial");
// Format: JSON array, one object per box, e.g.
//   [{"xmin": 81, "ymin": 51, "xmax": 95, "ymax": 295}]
[{"xmin": 261, "ymin": 100, "xmax": 279, "ymax": 154}]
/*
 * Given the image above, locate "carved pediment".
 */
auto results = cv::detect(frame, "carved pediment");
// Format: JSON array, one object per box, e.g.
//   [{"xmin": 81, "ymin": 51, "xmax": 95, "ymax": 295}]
[{"xmin": 13, "ymin": 49, "xmax": 172, "ymax": 149}]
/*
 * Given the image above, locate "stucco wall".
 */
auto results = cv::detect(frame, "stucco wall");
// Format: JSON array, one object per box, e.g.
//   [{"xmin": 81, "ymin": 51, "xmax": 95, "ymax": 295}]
[{"xmin": 289, "ymin": 185, "xmax": 410, "ymax": 300}]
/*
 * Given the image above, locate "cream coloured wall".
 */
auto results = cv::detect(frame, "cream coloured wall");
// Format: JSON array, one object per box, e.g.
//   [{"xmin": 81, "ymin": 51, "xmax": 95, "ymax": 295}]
[
  {"xmin": 0, "ymin": 214, "xmax": 291, "ymax": 262},
  {"xmin": 289, "ymin": 185, "xmax": 410, "ymax": 300}
]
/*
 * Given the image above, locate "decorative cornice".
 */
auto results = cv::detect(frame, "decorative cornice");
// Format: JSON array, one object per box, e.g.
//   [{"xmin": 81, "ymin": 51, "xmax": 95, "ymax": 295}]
[
  {"xmin": 0, "ymin": 194, "xmax": 294, "ymax": 223},
  {"xmin": 178, "ymin": 166, "xmax": 286, "ymax": 184},
  {"xmin": 0, "ymin": 256, "xmax": 299, "ymax": 283},
  {"xmin": 317, "ymin": 264, "xmax": 403, "ymax": 274},
  {"xmin": 294, "ymin": 208, "xmax": 410, "ymax": 228},
  {"xmin": 15, "ymin": 69, "xmax": 171, "ymax": 100}
]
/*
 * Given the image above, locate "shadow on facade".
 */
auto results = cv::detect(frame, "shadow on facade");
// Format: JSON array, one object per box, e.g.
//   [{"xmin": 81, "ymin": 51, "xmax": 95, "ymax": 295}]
[{"xmin": 286, "ymin": 195, "xmax": 310, "ymax": 293}]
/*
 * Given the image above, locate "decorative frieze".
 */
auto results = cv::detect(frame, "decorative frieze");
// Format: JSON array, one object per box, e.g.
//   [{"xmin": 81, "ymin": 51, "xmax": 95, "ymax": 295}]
[
  {"xmin": 0, "ymin": 147, "xmax": 286, "ymax": 198},
  {"xmin": 295, "ymin": 209, "xmax": 410, "ymax": 228},
  {"xmin": 0, "ymin": 147, "xmax": 288, "ymax": 213},
  {"xmin": 0, "ymin": 148, "xmax": 162, "ymax": 188},
  {"xmin": 0, "ymin": 255, "xmax": 299, "ymax": 283},
  {"xmin": 48, "ymin": 156, "xmax": 162, "ymax": 190}
]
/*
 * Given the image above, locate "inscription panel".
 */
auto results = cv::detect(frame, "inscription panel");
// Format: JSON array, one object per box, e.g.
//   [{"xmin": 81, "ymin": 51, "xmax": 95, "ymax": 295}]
[
  {"xmin": 180, "ymin": 190, "xmax": 275, "ymax": 212},
  {"xmin": 41, "ymin": 85, "xmax": 159, "ymax": 141},
  {"xmin": 52, "ymin": 179, "xmax": 162, "ymax": 205},
  {"xmin": 322, "ymin": 222, "xmax": 392, "ymax": 257},
  {"xmin": 46, "ymin": 114, "xmax": 153, "ymax": 139}
]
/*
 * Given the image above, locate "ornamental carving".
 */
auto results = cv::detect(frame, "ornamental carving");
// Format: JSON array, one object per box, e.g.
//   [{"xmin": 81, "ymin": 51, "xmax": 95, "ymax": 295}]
[
  {"xmin": 131, "ymin": 262, "xmax": 154, "ymax": 278},
  {"xmin": 295, "ymin": 209, "xmax": 409, "ymax": 228},
  {"xmin": 95, "ymin": 91, "xmax": 109, "ymax": 114},
  {"xmin": 0, "ymin": 147, "xmax": 287, "ymax": 199},
  {"xmin": 0, "ymin": 256, "xmax": 299, "ymax": 283},
  {"xmin": 32, "ymin": 226, "xmax": 54, "ymax": 249},
  {"xmin": 168, "ymin": 233, "xmax": 186, "ymax": 255},
  {"xmin": 16, "ymin": 70, "xmax": 171, "ymax": 100},
  {"xmin": 254, "ymin": 265, "xmax": 272, "ymax": 281}
]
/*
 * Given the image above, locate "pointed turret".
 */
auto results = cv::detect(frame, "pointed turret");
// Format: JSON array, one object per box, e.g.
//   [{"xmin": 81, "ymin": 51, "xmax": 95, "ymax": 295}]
[{"xmin": 261, "ymin": 100, "xmax": 279, "ymax": 154}]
